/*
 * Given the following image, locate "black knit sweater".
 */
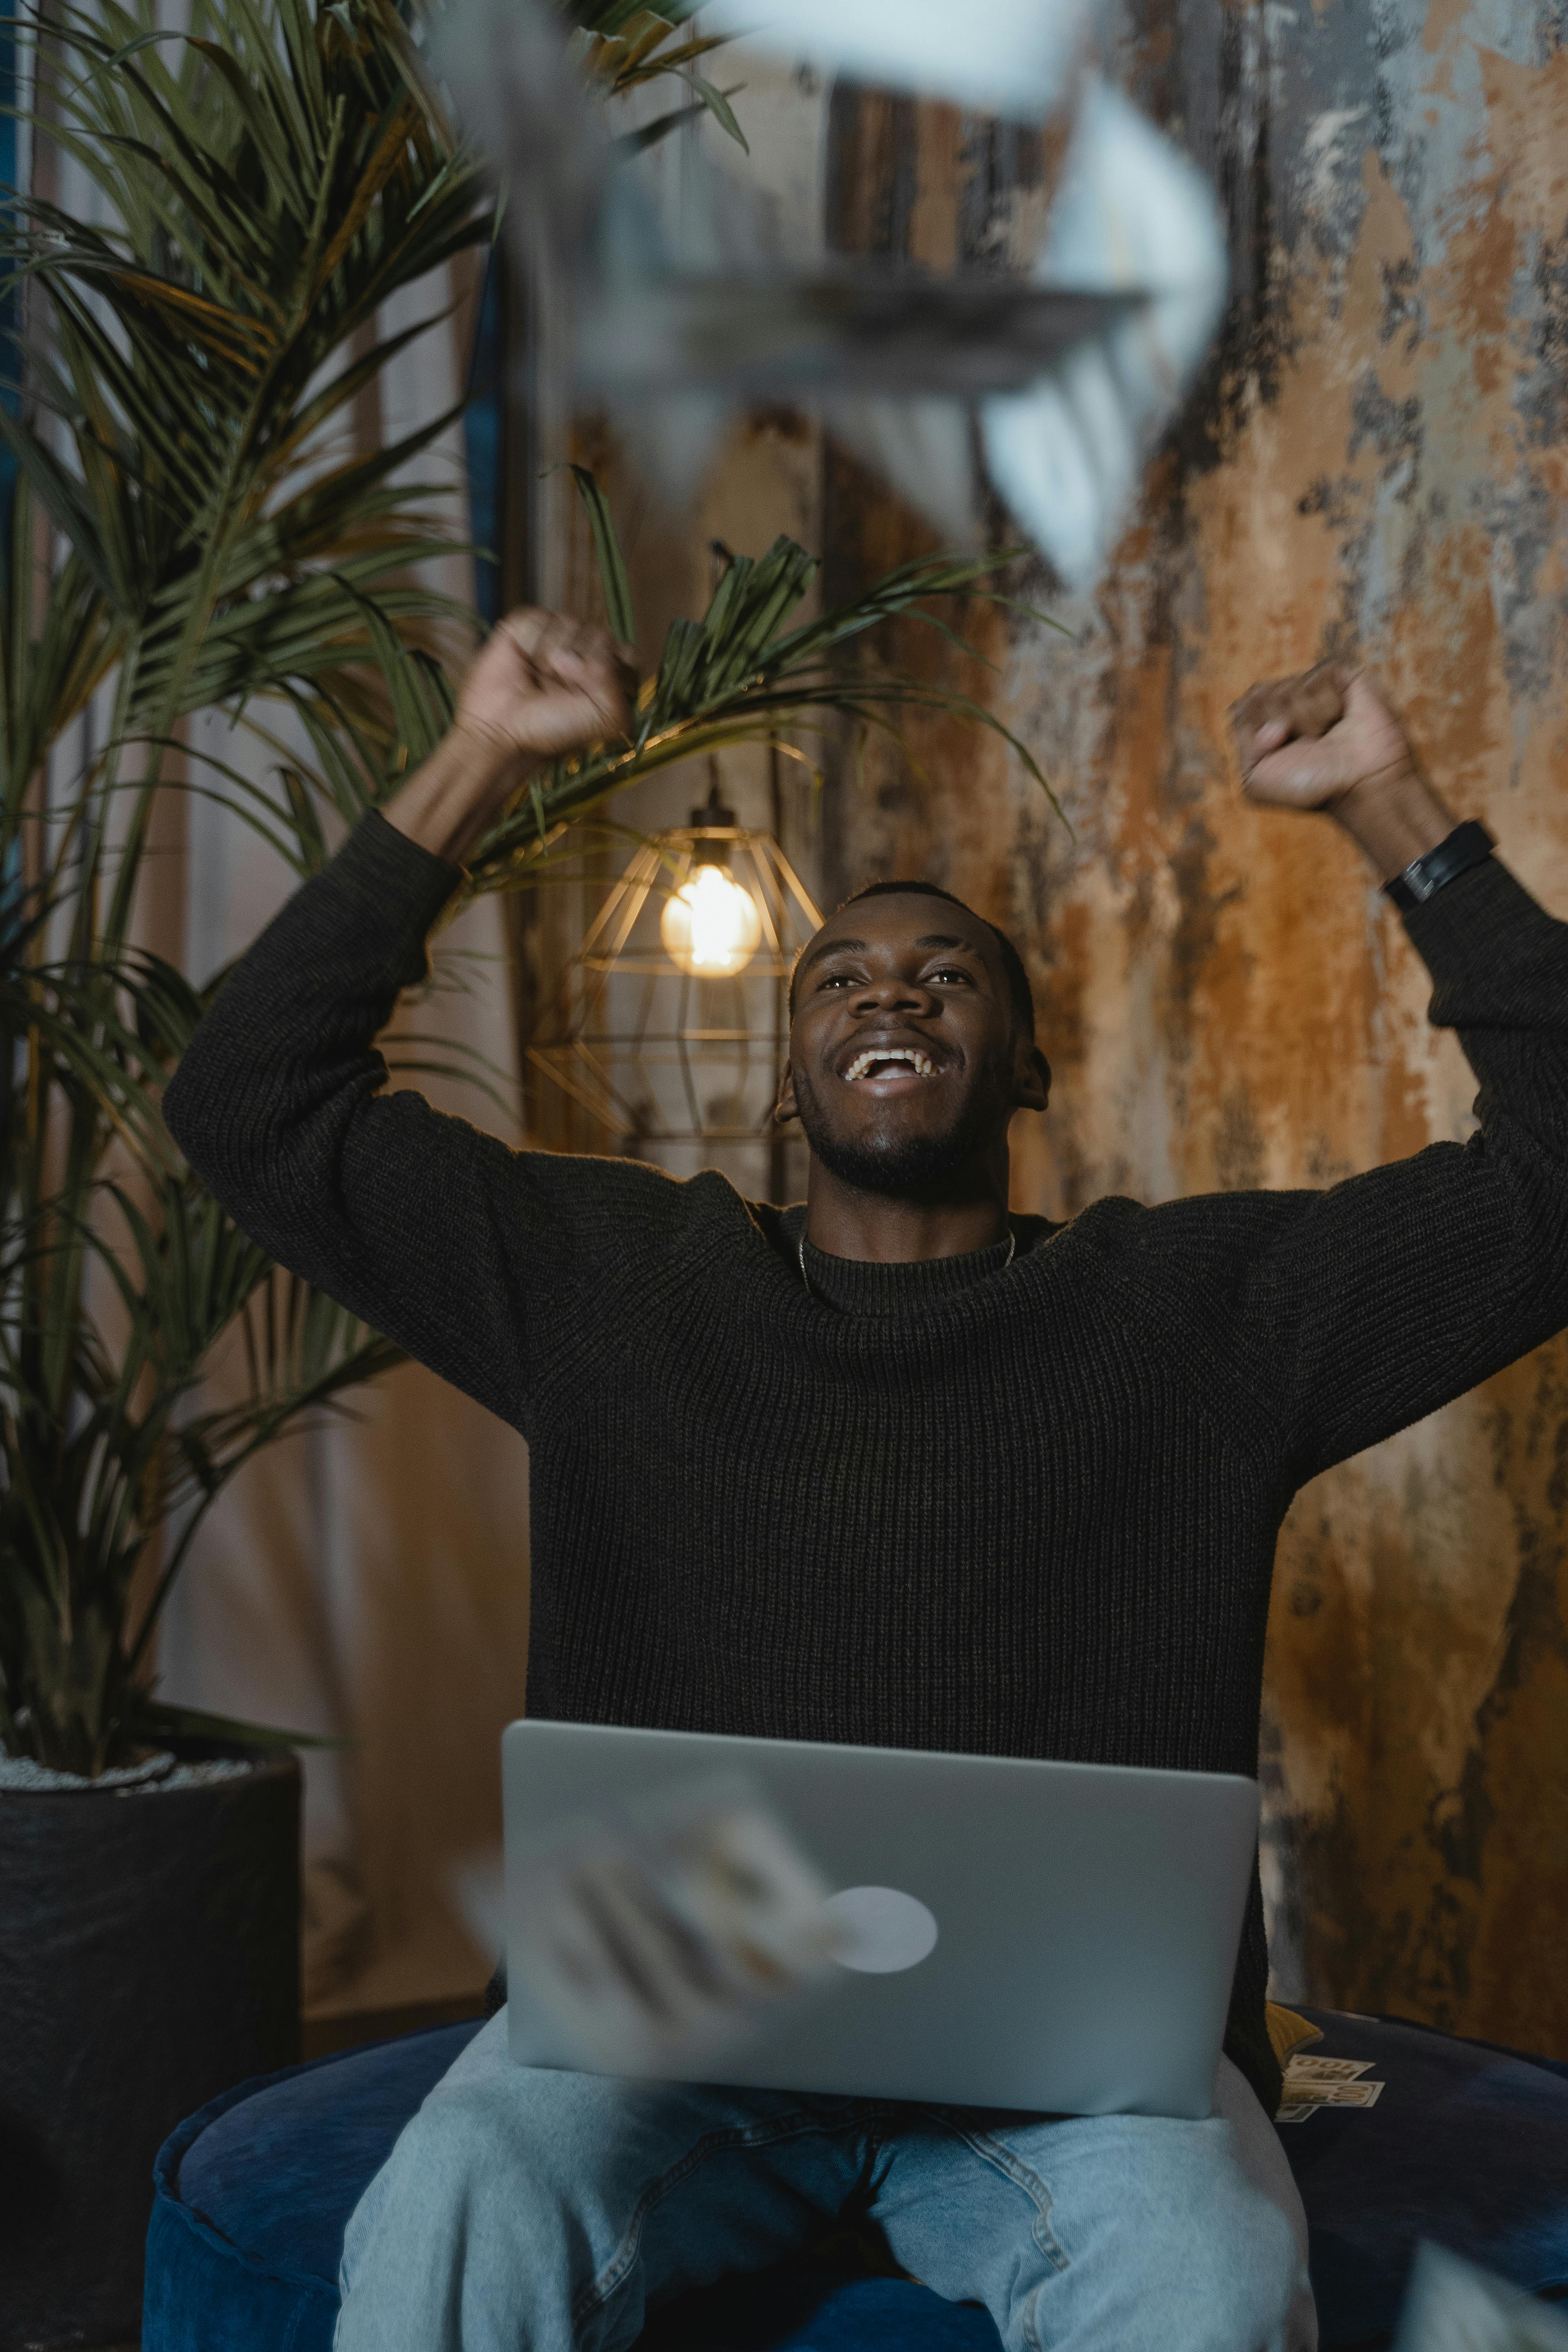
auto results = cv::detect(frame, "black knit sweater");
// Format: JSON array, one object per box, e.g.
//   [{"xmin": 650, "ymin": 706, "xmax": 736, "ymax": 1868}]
[{"xmin": 164, "ymin": 813, "xmax": 1568, "ymax": 2115}]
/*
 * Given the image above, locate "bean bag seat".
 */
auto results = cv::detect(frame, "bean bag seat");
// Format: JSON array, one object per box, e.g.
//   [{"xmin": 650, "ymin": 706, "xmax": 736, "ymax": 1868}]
[
  {"xmin": 143, "ymin": 2006, "xmax": 1568, "ymax": 2352},
  {"xmin": 1284, "ymin": 2006, "xmax": 1568, "ymax": 2344}
]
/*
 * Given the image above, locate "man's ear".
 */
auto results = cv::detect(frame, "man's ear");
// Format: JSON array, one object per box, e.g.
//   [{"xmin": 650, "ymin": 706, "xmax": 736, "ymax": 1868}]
[
  {"xmin": 1013, "ymin": 1041, "xmax": 1050, "ymax": 1115},
  {"xmin": 774, "ymin": 1059, "xmax": 799, "ymax": 1125}
]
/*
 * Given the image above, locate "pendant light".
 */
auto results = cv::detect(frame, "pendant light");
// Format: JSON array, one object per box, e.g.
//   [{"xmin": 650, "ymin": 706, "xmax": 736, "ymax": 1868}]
[{"xmin": 528, "ymin": 772, "xmax": 822, "ymax": 1148}]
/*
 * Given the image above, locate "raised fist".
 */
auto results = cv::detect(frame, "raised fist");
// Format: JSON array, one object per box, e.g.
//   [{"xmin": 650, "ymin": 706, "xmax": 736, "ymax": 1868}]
[
  {"xmin": 1229, "ymin": 662, "xmax": 1414, "ymax": 811},
  {"xmin": 455, "ymin": 608, "xmax": 636, "ymax": 771}
]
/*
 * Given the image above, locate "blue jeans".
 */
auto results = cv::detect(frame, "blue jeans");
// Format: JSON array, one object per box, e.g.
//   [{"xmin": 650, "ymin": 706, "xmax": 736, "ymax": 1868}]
[{"xmin": 336, "ymin": 2014, "xmax": 1316, "ymax": 2352}]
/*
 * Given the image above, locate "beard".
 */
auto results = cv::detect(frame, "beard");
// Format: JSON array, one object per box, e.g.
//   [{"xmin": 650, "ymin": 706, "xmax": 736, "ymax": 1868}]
[{"xmin": 791, "ymin": 1067, "xmax": 1000, "ymax": 1198}]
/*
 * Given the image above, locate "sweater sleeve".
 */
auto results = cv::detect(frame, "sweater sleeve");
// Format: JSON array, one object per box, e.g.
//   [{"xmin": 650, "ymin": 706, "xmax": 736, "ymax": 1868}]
[
  {"xmin": 162, "ymin": 812, "xmax": 576, "ymax": 1435},
  {"xmin": 1244, "ymin": 853, "xmax": 1568, "ymax": 1484}
]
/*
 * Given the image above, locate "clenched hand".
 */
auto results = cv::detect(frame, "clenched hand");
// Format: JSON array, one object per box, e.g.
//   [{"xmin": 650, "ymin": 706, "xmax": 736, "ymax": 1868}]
[
  {"xmin": 390, "ymin": 609, "xmax": 638, "ymax": 867},
  {"xmin": 1229, "ymin": 662, "xmax": 1412, "ymax": 811},
  {"xmin": 1227, "ymin": 660, "xmax": 1456, "ymax": 880},
  {"xmin": 455, "ymin": 610, "xmax": 637, "ymax": 771}
]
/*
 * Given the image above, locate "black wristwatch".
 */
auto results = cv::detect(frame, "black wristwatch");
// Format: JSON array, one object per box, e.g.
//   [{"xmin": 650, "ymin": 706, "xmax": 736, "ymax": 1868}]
[{"xmin": 1382, "ymin": 820, "xmax": 1495, "ymax": 911}]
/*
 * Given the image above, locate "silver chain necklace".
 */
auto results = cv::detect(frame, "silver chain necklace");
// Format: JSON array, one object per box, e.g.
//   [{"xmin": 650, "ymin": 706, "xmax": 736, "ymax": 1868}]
[{"xmin": 798, "ymin": 1226, "xmax": 1015, "ymax": 1300}]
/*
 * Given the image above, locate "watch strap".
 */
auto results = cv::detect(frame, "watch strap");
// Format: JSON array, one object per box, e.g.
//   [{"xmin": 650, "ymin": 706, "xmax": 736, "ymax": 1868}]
[{"xmin": 1382, "ymin": 819, "xmax": 1495, "ymax": 912}]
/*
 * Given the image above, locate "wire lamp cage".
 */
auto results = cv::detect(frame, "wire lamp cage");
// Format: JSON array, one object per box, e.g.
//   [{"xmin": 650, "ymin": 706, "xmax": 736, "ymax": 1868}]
[{"xmin": 528, "ymin": 778, "xmax": 824, "ymax": 1151}]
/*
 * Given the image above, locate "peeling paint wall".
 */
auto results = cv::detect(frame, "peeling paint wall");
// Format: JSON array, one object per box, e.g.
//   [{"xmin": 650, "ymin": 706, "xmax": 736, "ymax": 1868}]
[{"xmin": 819, "ymin": 2, "xmax": 1568, "ymax": 2052}]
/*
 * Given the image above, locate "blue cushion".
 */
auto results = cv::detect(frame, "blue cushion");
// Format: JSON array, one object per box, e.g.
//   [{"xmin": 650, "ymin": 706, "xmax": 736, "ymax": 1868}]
[
  {"xmin": 143, "ymin": 2011, "xmax": 1568, "ymax": 2352},
  {"xmin": 1290, "ymin": 2007, "xmax": 1568, "ymax": 2347},
  {"xmin": 144, "ymin": 2025, "xmax": 475, "ymax": 2352}
]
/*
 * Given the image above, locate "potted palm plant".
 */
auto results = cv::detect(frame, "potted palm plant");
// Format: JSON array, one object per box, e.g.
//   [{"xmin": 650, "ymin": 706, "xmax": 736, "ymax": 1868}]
[
  {"xmin": 0, "ymin": 0, "xmax": 1051, "ymax": 2341},
  {"xmin": 0, "ymin": 0, "xmax": 494, "ymax": 2335}
]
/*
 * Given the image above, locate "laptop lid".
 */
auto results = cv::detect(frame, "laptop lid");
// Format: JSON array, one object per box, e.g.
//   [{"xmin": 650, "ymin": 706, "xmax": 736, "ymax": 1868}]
[{"xmin": 502, "ymin": 1720, "xmax": 1259, "ymax": 2119}]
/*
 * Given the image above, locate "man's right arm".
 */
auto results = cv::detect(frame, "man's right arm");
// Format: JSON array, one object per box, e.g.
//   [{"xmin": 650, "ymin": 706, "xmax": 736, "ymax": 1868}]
[
  {"xmin": 163, "ymin": 812, "xmax": 551, "ymax": 1425},
  {"xmin": 163, "ymin": 610, "xmax": 635, "ymax": 1431}
]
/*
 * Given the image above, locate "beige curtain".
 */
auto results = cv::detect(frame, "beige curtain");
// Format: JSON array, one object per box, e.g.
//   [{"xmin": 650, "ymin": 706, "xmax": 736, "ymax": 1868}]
[{"xmin": 144, "ymin": 252, "xmax": 538, "ymax": 2018}]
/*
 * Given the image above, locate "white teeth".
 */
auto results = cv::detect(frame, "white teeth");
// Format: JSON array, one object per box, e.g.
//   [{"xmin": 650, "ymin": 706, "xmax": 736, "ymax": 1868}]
[{"xmin": 844, "ymin": 1048, "xmax": 935, "ymax": 1082}]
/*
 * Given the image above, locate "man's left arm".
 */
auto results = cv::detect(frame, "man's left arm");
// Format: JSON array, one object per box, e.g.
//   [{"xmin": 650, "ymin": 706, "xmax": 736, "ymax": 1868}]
[{"xmin": 1230, "ymin": 663, "xmax": 1568, "ymax": 1483}]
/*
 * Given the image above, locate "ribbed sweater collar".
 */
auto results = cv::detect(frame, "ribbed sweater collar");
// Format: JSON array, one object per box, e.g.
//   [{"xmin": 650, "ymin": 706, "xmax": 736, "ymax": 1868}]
[{"xmin": 776, "ymin": 1204, "xmax": 1026, "ymax": 1315}]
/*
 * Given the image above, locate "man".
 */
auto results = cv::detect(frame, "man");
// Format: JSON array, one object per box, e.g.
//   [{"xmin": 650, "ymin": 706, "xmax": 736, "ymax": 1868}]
[{"xmin": 165, "ymin": 612, "xmax": 1568, "ymax": 2352}]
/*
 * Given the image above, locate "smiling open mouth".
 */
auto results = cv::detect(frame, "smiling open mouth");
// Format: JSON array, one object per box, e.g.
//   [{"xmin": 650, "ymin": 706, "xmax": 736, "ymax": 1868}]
[{"xmin": 843, "ymin": 1048, "xmax": 937, "ymax": 1082}]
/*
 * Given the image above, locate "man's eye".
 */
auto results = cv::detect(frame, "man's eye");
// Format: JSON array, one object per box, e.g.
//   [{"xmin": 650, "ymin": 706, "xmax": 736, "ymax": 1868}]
[
  {"xmin": 819, "ymin": 972, "xmax": 855, "ymax": 989},
  {"xmin": 929, "ymin": 966, "xmax": 972, "ymax": 985}
]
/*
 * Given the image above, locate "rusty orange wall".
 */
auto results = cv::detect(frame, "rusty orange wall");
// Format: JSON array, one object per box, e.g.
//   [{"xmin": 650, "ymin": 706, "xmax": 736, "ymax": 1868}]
[{"xmin": 818, "ymin": 6, "xmax": 1568, "ymax": 2053}]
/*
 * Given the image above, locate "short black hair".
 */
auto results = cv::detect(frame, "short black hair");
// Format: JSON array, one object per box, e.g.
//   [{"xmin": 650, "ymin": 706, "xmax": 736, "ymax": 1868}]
[{"xmin": 790, "ymin": 879, "xmax": 1036, "ymax": 1039}]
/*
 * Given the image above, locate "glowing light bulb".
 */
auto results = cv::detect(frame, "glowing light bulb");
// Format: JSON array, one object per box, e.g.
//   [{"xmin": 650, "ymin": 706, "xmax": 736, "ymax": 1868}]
[{"xmin": 660, "ymin": 863, "xmax": 763, "ymax": 977}]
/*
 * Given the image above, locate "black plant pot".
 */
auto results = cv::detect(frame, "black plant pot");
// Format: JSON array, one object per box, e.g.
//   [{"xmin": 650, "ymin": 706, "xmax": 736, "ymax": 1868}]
[{"xmin": 0, "ymin": 1746, "xmax": 301, "ymax": 2350}]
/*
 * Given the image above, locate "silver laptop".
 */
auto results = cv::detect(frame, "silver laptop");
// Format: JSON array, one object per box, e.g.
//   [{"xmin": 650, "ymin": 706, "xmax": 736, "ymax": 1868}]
[{"xmin": 501, "ymin": 1719, "xmax": 1259, "ymax": 2119}]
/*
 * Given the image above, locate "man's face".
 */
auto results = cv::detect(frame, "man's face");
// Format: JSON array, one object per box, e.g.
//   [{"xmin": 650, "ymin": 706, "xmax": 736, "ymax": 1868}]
[{"xmin": 776, "ymin": 895, "xmax": 1048, "ymax": 1196}]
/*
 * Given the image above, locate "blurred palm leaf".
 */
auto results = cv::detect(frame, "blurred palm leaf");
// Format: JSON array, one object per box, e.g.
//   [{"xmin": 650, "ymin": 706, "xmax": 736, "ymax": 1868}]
[{"xmin": 563, "ymin": 1, "xmax": 746, "ymax": 152}]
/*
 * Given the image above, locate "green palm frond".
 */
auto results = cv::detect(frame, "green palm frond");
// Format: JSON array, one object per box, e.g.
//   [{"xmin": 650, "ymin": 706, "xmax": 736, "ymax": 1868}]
[
  {"xmin": 569, "ymin": 465, "xmax": 638, "ymax": 644},
  {"xmin": 0, "ymin": 1168, "xmax": 399, "ymax": 1772},
  {"xmin": 2, "ymin": 0, "xmax": 492, "ymax": 945},
  {"xmin": 0, "ymin": 0, "xmax": 486, "ymax": 1771},
  {"xmin": 565, "ymin": 0, "xmax": 700, "ymax": 36},
  {"xmin": 557, "ymin": 0, "xmax": 747, "ymax": 152},
  {"xmin": 564, "ymin": 1, "xmax": 746, "ymax": 150},
  {"xmin": 455, "ymin": 490, "xmax": 1068, "ymax": 888},
  {"xmin": 129, "ymin": 1696, "xmax": 351, "ymax": 1750},
  {"xmin": 216, "ymin": 491, "xmax": 1065, "ymax": 904}
]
